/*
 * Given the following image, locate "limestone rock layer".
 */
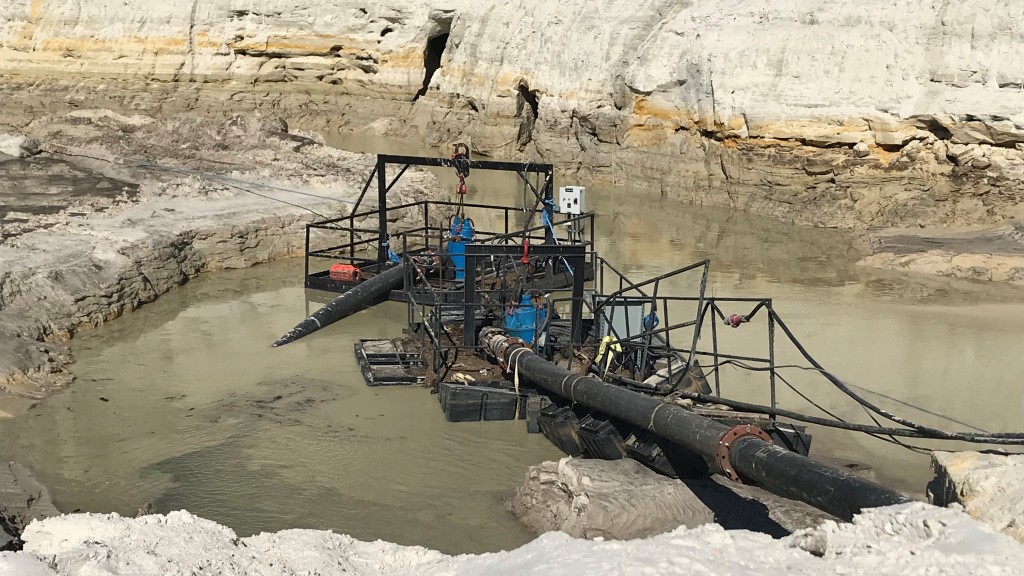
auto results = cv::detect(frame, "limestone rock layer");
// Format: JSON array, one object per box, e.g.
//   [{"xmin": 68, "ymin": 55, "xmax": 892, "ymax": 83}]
[{"xmin": 3, "ymin": 1, "xmax": 1024, "ymax": 229}]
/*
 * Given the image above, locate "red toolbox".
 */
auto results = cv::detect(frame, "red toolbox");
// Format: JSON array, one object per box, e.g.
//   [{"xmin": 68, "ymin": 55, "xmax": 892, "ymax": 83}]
[{"xmin": 329, "ymin": 264, "xmax": 363, "ymax": 282}]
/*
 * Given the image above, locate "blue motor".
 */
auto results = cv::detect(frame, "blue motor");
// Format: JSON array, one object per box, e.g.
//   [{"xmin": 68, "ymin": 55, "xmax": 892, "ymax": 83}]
[
  {"xmin": 447, "ymin": 216, "xmax": 475, "ymax": 280},
  {"xmin": 505, "ymin": 292, "xmax": 548, "ymax": 345}
]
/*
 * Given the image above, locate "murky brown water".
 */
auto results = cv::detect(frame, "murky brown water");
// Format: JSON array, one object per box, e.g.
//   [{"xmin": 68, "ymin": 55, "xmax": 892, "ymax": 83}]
[
  {"xmin": 0, "ymin": 260, "xmax": 563, "ymax": 554},
  {"xmin": 1, "ymin": 134, "xmax": 1023, "ymax": 553}
]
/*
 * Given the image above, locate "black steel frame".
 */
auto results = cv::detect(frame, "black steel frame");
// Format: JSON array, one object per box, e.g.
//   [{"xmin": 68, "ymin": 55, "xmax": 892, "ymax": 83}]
[
  {"xmin": 462, "ymin": 244, "xmax": 587, "ymax": 347},
  {"xmin": 302, "ymin": 152, "xmax": 596, "ymax": 297},
  {"xmin": 361, "ymin": 154, "xmax": 557, "ymax": 264}
]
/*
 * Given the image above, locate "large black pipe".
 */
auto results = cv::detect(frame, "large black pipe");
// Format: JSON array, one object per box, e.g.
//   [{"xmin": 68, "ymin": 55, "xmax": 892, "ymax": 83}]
[
  {"xmin": 480, "ymin": 328, "xmax": 909, "ymax": 521},
  {"xmin": 272, "ymin": 264, "xmax": 407, "ymax": 347}
]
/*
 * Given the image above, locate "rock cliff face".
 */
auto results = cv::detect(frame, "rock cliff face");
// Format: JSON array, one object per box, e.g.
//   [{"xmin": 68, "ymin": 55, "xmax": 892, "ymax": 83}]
[
  {"xmin": 2, "ymin": 1, "xmax": 1024, "ymax": 229},
  {"xmin": 929, "ymin": 451, "xmax": 1024, "ymax": 543}
]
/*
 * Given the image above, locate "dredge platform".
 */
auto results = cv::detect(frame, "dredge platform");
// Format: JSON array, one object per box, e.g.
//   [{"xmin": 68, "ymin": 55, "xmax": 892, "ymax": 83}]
[{"xmin": 274, "ymin": 146, "xmax": 1024, "ymax": 521}]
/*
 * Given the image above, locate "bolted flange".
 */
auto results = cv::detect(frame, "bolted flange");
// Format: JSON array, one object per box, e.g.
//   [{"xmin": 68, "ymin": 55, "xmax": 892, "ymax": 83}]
[{"xmin": 715, "ymin": 424, "xmax": 773, "ymax": 482}]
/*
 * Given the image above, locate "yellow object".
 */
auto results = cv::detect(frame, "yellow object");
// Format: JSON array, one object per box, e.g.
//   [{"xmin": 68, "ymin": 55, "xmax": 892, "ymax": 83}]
[{"xmin": 596, "ymin": 335, "xmax": 623, "ymax": 373}]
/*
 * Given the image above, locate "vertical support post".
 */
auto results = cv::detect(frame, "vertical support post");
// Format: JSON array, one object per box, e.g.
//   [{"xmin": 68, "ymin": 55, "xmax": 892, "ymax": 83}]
[
  {"xmin": 711, "ymin": 301, "xmax": 721, "ymax": 397},
  {"xmin": 424, "ymin": 203, "xmax": 430, "ymax": 250},
  {"xmin": 569, "ymin": 249, "xmax": 585, "ymax": 346},
  {"xmin": 376, "ymin": 159, "xmax": 388, "ymax": 264},
  {"xmin": 768, "ymin": 300, "xmax": 777, "ymax": 419},
  {"xmin": 542, "ymin": 169, "xmax": 555, "ymax": 246},
  {"xmin": 664, "ymin": 295, "xmax": 671, "ymax": 348},
  {"xmin": 686, "ymin": 261, "xmax": 710, "ymax": 371},
  {"xmin": 303, "ymin": 224, "xmax": 310, "ymax": 284},
  {"xmin": 404, "ymin": 235, "xmax": 412, "ymax": 327},
  {"xmin": 463, "ymin": 249, "xmax": 478, "ymax": 347}
]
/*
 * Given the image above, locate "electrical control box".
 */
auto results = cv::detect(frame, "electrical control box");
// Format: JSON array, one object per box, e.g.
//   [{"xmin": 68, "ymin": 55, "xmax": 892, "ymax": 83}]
[
  {"xmin": 593, "ymin": 295, "xmax": 648, "ymax": 341},
  {"xmin": 558, "ymin": 186, "xmax": 586, "ymax": 215}
]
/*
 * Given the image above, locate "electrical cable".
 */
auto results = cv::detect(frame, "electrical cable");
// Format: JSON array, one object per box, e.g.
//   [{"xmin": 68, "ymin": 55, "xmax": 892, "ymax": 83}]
[
  {"xmin": 675, "ymin": 352, "xmax": 1003, "ymax": 446},
  {"xmin": 704, "ymin": 358, "xmax": 988, "ymax": 433},
  {"xmin": 768, "ymin": 309, "xmax": 1024, "ymax": 441}
]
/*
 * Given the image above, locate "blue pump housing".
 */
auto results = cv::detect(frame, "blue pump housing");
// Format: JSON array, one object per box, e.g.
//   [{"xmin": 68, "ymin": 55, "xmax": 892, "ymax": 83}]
[
  {"xmin": 447, "ymin": 216, "xmax": 475, "ymax": 280},
  {"xmin": 505, "ymin": 293, "xmax": 548, "ymax": 345}
]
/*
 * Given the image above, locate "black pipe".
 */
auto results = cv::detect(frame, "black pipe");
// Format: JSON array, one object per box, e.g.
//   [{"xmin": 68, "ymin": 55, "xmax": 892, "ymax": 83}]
[
  {"xmin": 272, "ymin": 264, "xmax": 407, "ymax": 347},
  {"xmin": 480, "ymin": 328, "xmax": 909, "ymax": 521}
]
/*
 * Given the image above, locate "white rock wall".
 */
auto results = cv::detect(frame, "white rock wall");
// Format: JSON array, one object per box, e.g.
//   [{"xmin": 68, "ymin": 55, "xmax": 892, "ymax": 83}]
[
  {"xmin": 930, "ymin": 451, "xmax": 1024, "ymax": 543},
  {"xmin": 3, "ymin": 1, "xmax": 1024, "ymax": 229},
  {"xmin": 3, "ymin": 503, "xmax": 1024, "ymax": 575},
  {"xmin": 3, "ymin": 1, "xmax": 1024, "ymax": 143}
]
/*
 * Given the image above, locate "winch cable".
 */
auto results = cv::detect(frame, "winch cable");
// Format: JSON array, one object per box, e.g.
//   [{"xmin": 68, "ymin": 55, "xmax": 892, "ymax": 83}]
[
  {"xmin": 608, "ymin": 363, "xmax": 919, "ymax": 440},
  {"xmin": 665, "ymin": 385, "xmax": 1024, "ymax": 444},
  {"xmin": 614, "ymin": 354, "xmax": 1014, "ymax": 445},
  {"xmin": 451, "ymin": 143, "xmax": 471, "ymax": 221},
  {"xmin": 130, "ymin": 160, "xmax": 394, "ymax": 249},
  {"xmin": 773, "ymin": 368, "xmax": 933, "ymax": 453},
  {"xmin": 857, "ymin": 405, "xmax": 933, "ymax": 454},
  {"xmin": 43, "ymin": 146, "xmax": 364, "ymax": 220}
]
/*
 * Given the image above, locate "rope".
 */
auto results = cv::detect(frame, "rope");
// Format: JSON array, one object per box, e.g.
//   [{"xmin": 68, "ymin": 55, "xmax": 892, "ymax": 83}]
[{"xmin": 508, "ymin": 346, "xmax": 531, "ymax": 420}]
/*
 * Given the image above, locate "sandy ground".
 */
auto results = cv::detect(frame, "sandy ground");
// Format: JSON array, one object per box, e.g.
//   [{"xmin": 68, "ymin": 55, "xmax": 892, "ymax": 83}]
[{"xmin": 1, "ymin": 502, "xmax": 1022, "ymax": 575}]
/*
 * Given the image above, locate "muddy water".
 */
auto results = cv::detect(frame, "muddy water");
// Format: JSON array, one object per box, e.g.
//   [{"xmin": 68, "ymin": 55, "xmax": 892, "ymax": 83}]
[
  {"xmin": 2, "ymin": 135, "xmax": 1024, "ymax": 554},
  {"xmin": 0, "ymin": 260, "xmax": 564, "ymax": 554}
]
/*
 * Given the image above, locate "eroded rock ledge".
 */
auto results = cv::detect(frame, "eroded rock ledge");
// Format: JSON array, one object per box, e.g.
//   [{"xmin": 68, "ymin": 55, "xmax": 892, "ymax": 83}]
[
  {"xmin": 930, "ymin": 451, "xmax": 1024, "ymax": 543},
  {"xmin": 0, "ymin": 110, "xmax": 443, "ymax": 406}
]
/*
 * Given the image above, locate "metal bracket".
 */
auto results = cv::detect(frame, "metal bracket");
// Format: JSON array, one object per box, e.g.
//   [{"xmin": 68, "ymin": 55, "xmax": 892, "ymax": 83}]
[{"xmin": 715, "ymin": 424, "xmax": 772, "ymax": 483}]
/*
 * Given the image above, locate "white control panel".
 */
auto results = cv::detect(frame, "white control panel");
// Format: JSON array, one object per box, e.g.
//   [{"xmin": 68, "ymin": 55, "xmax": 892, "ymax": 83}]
[{"xmin": 558, "ymin": 186, "xmax": 586, "ymax": 215}]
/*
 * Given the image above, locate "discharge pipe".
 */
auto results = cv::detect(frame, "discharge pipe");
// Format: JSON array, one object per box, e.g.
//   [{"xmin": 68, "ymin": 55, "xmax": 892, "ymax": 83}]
[
  {"xmin": 273, "ymin": 263, "xmax": 409, "ymax": 347},
  {"xmin": 479, "ymin": 327, "xmax": 910, "ymax": 520}
]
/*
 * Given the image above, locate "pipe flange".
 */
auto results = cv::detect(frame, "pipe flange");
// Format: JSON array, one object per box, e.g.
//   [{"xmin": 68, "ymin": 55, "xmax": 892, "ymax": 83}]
[
  {"xmin": 495, "ymin": 337, "xmax": 527, "ymax": 369},
  {"xmin": 715, "ymin": 424, "xmax": 772, "ymax": 483}
]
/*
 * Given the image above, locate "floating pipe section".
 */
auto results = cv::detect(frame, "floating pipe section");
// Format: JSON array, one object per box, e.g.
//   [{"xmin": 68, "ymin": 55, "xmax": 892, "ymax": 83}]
[
  {"xmin": 479, "ymin": 327, "xmax": 910, "ymax": 521},
  {"xmin": 272, "ymin": 263, "xmax": 408, "ymax": 347}
]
